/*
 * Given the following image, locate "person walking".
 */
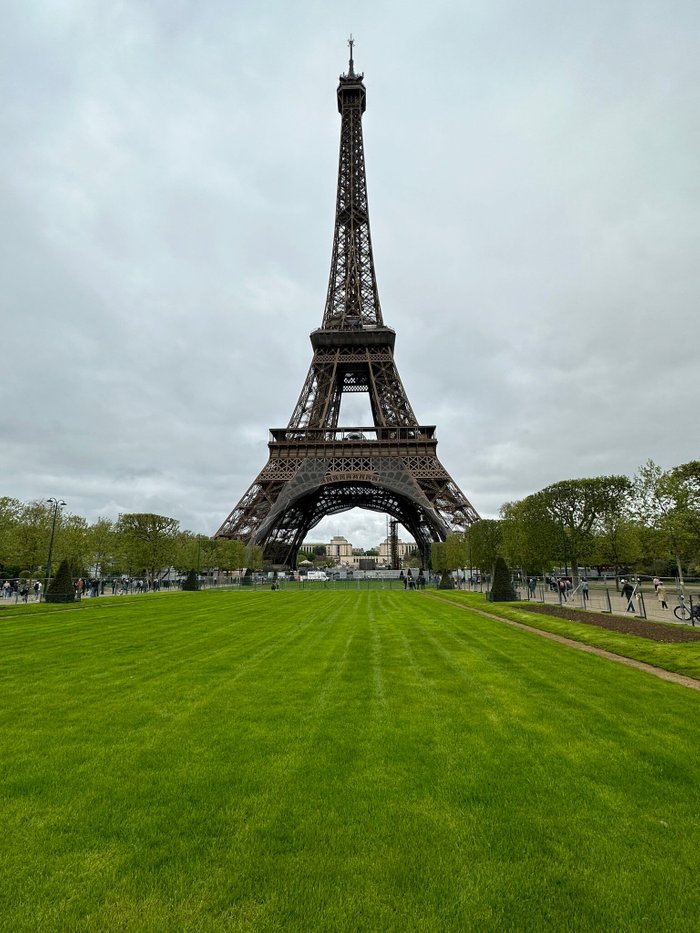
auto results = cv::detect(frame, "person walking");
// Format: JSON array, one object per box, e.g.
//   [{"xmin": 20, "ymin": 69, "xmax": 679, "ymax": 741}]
[
  {"xmin": 528, "ymin": 578, "xmax": 537, "ymax": 598},
  {"xmin": 582, "ymin": 579, "xmax": 589, "ymax": 602},
  {"xmin": 656, "ymin": 583, "xmax": 669, "ymax": 610},
  {"xmin": 621, "ymin": 578, "xmax": 635, "ymax": 613}
]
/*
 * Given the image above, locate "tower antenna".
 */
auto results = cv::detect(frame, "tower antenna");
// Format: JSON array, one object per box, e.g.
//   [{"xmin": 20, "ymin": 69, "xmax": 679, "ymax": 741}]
[{"xmin": 348, "ymin": 35, "xmax": 355, "ymax": 76}]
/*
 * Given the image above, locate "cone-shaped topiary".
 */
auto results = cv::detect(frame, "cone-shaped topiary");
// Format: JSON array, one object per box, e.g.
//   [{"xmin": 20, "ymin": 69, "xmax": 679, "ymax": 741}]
[
  {"xmin": 45, "ymin": 558, "xmax": 76, "ymax": 604},
  {"xmin": 182, "ymin": 569, "xmax": 199, "ymax": 591},
  {"xmin": 489, "ymin": 556, "xmax": 517, "ymax": 602}
]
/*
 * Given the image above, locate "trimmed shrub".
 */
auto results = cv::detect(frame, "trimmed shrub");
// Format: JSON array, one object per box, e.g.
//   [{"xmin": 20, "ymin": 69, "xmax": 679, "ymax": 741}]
[
  {"xmin": 45, "ymin": 558, "xmax": 77, "ymax": 604},
  {"xmin": 182, "ymin": 569, "xmax": 199, "ymax": 591},
  {"xmin": 489, "ymin": 556, "xmax": 517, "ymax": 602}
]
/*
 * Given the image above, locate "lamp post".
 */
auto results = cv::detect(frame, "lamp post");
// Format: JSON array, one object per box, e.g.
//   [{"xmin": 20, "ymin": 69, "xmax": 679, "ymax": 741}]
[
  {"xmin": 559, "ymin": 514, "xmax": 569, "ymax": 579},
  {"xmin": 44, "ymin": 498, "xmax": 66, "ymax": 597},
  {"xmin": 468, "ymin": 529, "xmax": 473, "ymax": 591}
]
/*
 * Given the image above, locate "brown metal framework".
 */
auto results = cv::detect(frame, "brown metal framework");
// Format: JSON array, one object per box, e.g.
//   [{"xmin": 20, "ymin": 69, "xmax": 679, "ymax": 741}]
[{"xmin": 216, "ymin": 43, "xmax": 479, "ymax": 566}]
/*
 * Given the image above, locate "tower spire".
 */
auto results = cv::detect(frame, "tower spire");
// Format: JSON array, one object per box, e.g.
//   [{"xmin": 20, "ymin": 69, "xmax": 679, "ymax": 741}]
[
  {"xmin": 324, "ymin": 40, "xmax": 381, "ymax": 330},
  {"xmin": 348, "ymin": 34, "xmax": 355, "ymax": 77}
]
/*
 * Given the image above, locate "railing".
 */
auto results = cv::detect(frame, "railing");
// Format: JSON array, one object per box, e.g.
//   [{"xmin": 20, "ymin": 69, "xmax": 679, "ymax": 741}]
[{"xmin": 269, "ymin": 425, "xmax": 436, "ymax": 443}]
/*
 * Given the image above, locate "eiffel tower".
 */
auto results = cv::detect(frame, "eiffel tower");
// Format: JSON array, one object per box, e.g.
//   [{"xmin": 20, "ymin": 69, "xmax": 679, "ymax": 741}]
[{"xmin": 216, "ymin": 41, "xmax": 479, "ymax": 567}]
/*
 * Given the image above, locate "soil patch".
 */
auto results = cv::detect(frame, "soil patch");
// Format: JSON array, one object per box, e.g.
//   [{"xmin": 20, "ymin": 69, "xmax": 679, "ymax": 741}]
[{"xmin": 519, "ymin": 604, "xmax": 700, "ymax": 643}]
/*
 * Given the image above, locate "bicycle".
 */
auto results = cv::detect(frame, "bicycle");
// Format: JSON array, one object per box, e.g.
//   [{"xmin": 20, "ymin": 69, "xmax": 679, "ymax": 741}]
[{"xmin": 673, "ymin": 598, "xmax": 700, "ymax": 624}]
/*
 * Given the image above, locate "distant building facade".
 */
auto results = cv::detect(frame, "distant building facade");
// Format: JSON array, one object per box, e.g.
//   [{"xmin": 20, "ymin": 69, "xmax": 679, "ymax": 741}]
[
  {"xmin": 378, "ymin": 536, "xmax": 418, "ymax": 565},
  {"xmin": 301, "ymin": 533, "xmax": 418, "ymax": 568}
]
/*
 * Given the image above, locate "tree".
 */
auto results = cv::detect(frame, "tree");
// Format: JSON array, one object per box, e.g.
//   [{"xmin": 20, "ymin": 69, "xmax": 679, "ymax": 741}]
[
  {"xmin": 56, "ymin": 514, "xmax": 89, "ymax": 574},
  {"xmin": 45, "ymin": 558, "xmax": 76, "ymax": 603},
  {"xmin": 669, "ymin": 461, "xmax": 700, "ymax": 545},
  {"xmin": 173, "ymin": 531, "xmax": 199, "ymax": 575},
  {"xmin": 430, "ymin": 535, "xmax": 468, "ymax": 586},
  {"xmin": 633, "ymin": 460, "xmax": 700, "ymax": 584},
  {"xmin": 490, "ymin": 556, "xmax": 517, "ymax": 601},
  {"xmin": 215, "ymin": 539, "xmax": 247, "ymax": 574},
  {"xmin": 538, "ymin": 476, "xmax": 631, "ymax": 584},
  {"xmin": 86, "ymin": 518, "xmax": 117, "ymax": 578},
  {"xmin": 248, "ymin": 545, "xmax": 264, "ymax": 572},
  {"xmin": 469, "ymin": 519, "xmax": 503, "ymax": 578},
  {"xmin": 116, "ymin": 513, "xmax": 179, "ymax": 584},
  {"xmin": 182, "ymin": 569, "xmax": 199, "ymax": 591},
  {"xmin": 0, "ymin": 497, "xmax": 22, "ymax": 575},
  {"xmin": 430, "ymin": 541, "xmax": 451, "ymax": 587},
  {"xmin": 500, "ymin": 496, "xmax": 559, "ymax": 575},
  {"xmin": 12, "ymin": 501, "xmax": 53, "ymax": 580},
  {"xmin": 589, "ymin": 516, "xmax": 641, "ymax": 578}
]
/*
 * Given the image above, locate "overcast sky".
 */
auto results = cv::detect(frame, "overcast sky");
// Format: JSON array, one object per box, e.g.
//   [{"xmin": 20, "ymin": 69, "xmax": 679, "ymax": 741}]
[{"xmin": 2, "ymin": 1, "xmax": 699, "ymax": 548}]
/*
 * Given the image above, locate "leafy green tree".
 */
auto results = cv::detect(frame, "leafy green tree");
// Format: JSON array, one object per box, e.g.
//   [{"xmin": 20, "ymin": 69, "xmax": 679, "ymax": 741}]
[
  {"xmin": 116, "ymin": 513, "xmax": 179, "ymax": 584},
  {"xmin": 215, "ymin": 539, "xmax": 247, "ymax": 574},
  {"xmin": 538, "ymin": 476, "xmax": 631, "ymax": 584},
  {"xmin": 248, "ymin": 545, "xmax": 264, "ymax": 571},
  {"xmin": 666, "ymin": 461, "xmax": 700, "ymax": 571},
  {"xmin": 430, "ymin": 535, "xmax": 467, "ymax": 586},
  {"xmin": 633, "ymin": 460, "xmax": 700, "ymax": 584},
  {"xmin": 469, "ymin": 519, "xmax": 503, "ymax": 578},
  {"xmin": 56, "ymin": 514, "xmax": 89, "ymax": 574},
  {"xmin": 0, "ymin": 497, "xmax": 22, "ymax": 574},
  {"xmin": 500, "ymin": 496, "xmax": 559, "ymax": 576},
  {"xmin": 13, "ymin": 501, "xmax": 53, "ymax": 580},
  {"xmin": 589, "ymin": 517, "xmax": 641, "ymax": 578},
  {"xmin": 173, "ymin": 531, "xmax": 198, "ymax": 574},
  {"xmin": 430, "ymin": 541, "xmax": 452, "ymax": 587},
  {"xmin": 198, "ymin": 536, "xmax": 218, "ymax": 575},
  {"xmin": 87, "ymin": 518, "xmax": 117, "ymax": 578}
]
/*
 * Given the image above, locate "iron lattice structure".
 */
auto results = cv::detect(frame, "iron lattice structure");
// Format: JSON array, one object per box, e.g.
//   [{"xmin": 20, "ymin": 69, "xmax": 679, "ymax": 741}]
[{"xmin": 216, "ymin": 45, "xmax": 479, "ymax": 567}]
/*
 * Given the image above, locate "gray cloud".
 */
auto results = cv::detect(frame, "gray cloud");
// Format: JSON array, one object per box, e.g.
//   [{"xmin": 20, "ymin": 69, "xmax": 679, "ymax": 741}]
[{"xmin": 2, "ymin": 1, "xmax": 699, "ymax": 548}]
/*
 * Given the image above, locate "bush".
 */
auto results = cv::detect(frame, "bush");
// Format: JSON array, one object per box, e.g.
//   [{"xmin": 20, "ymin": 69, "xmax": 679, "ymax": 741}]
[
  {"xmin": 182, "ymin": 569, "xmax": 199, "ymax": 591},
  {"xmin": 45, "ymin": 558, "xmax": 77, "ymax": 604},
  {"xmin": 489, "ymin": 556, "xmax": 517, "ymax": 602}
]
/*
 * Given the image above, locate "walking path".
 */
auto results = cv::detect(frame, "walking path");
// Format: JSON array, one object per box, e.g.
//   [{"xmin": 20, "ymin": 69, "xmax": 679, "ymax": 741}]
[
  {"xmin": 498, "ymin": 581, "xmax": 698, "ymax": 627},
  {"xmin": 427, "ymin": 593, "xmax": 700, "ymax": 692}
]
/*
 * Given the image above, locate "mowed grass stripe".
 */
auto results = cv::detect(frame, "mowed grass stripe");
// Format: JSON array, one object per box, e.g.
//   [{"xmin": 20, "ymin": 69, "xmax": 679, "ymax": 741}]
[
  {"xmin": 384, "ymin": 600, "xmax": 699, "ymax": 928},
  {"xmin": 0, "ymin": 590, "xmax": 698, "ymax": 931}
]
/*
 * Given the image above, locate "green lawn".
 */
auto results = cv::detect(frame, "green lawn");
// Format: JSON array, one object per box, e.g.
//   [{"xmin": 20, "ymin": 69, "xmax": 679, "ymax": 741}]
[
  {"xmin": 1, "ymin": 590, "xmax": 698, "ymax": 931},
  {"xmin": 435, "ymin": 589, "xmax": 700, "ymax": 679}
]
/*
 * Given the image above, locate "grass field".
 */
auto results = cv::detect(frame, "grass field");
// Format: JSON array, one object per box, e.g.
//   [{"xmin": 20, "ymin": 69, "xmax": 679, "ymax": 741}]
[
  {"xmin": 1, "ymin": 590, "xmax": 699, "ymax": 931},
  {"xmin": 433, "ymin": 590, "xmax": 700, "ymax": 679}
]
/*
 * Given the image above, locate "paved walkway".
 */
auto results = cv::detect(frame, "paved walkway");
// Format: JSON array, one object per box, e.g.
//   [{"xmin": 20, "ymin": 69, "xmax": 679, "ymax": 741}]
[{"xmin": 520, "ymin": 583, "xmax": 698, "ymax": 627}]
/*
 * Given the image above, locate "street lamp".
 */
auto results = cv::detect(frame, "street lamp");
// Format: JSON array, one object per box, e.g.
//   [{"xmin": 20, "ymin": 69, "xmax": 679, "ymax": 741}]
[
  {"xmin": 44, "ymin": 498, "xmax": 66, "ymax": 597},
  {"xmin": 559, "ymin": 513, "xmax": 569, "ymax": 579},
  {"xmin": 468, "ymin": 529, "xmax": 473, "ymax": 591}
]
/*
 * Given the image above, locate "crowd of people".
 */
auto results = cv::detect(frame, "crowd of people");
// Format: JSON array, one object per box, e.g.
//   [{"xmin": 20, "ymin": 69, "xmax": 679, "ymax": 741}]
[
  {"xmin": 2, "ymin": 579, "xmax": 41, "ymax": 602},
  {"xmin": 0, "ymin": 575, "xmax": 169, "ymax": 602}
]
